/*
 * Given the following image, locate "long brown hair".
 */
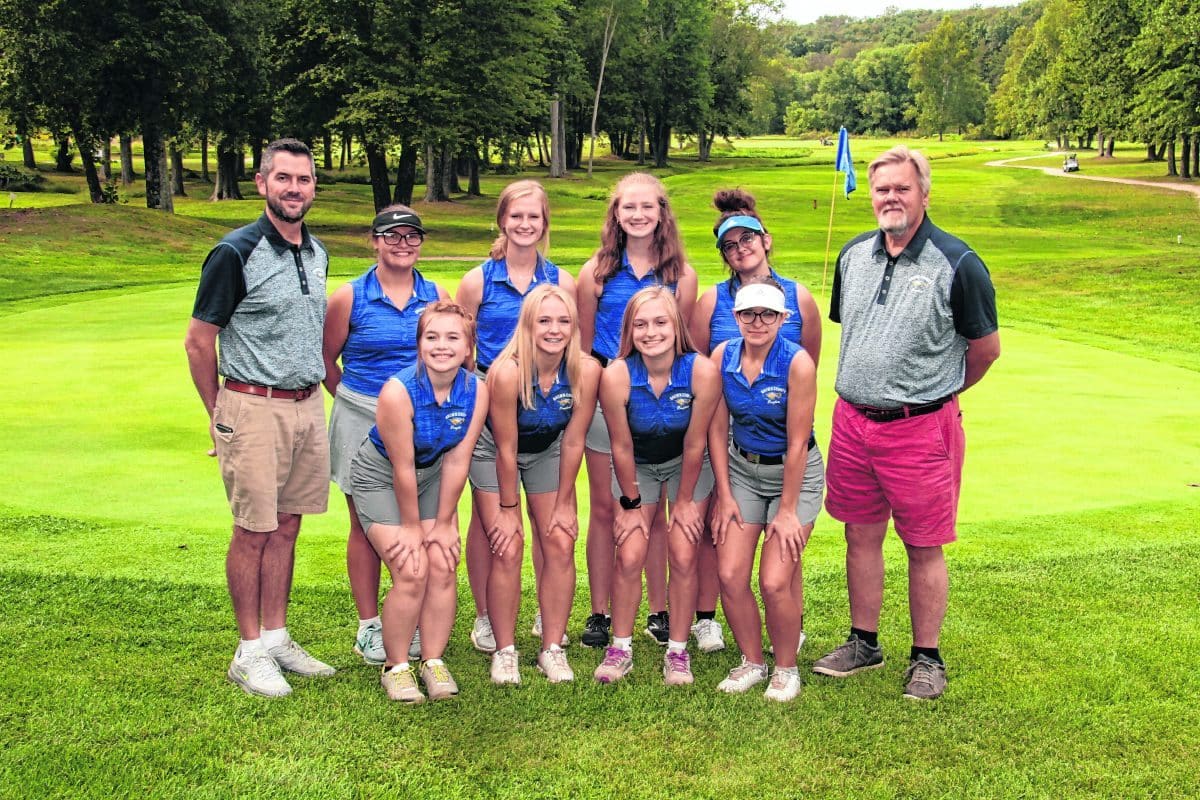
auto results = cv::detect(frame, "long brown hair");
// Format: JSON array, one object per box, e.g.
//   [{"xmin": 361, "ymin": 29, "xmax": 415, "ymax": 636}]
[
  {"xmin": 489, "ymin": 179, "xmax": 550, "ymax": 260},
  {"xmin": 490, "ymin": 284, "xmax": 582, "ymax": 410},
  {"xmin": 590, "ymin": 173, "xmax": 686, "ymax": 286}
]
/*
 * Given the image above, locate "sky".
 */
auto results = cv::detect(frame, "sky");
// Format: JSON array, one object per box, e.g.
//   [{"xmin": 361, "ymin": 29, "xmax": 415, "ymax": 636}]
[{"xmin": 778, "ymin": 0, "xmax": 1024, "ymax": 26}]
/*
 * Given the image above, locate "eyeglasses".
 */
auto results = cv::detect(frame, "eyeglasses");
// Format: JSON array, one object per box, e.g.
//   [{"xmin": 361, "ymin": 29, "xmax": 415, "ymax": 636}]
[
  {"xmin": 719, "ymin": 231, "xmax": 761, "ymax": 254},
  {"xmin": 376, "ymin": 230, "xmax": 425, "ymax": 246},
  {"xmin": 735, "ymin": 308, "xmax": 780, "ymax": 325}
]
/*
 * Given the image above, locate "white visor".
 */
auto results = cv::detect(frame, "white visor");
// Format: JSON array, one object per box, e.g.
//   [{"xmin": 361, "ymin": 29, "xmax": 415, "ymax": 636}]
[{"xmin": 732, "ymin": 284, "xmax": 787, "ymax": 314}]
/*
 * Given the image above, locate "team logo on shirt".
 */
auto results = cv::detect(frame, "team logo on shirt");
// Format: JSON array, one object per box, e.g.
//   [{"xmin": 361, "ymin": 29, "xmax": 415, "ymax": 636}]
[
  {"xmin": 759, "ymin": 385, "xmax": 786, "ymax": 405},
  {"xmin": 445, "ymin": 410, "xmax": 468, "ymax": 430},
  {"xmin": 668, "ymin": 391, "xmax": 694, "ymax": 410},
  {"xmin": 552, "ymin": 390, "xmax": 574, "ymax": 411},
  {"xmin": 907, "ymin": 275, "xmax": 933, "ymax": 291}
]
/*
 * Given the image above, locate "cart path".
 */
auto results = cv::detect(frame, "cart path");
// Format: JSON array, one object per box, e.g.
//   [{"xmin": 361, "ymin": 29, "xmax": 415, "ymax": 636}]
[{"xmin": 986, "ymin": 153, "xmax": 1200, "ymax": 208}]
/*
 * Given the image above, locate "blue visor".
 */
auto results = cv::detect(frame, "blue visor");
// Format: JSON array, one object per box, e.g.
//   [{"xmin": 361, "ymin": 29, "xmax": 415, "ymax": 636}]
[{"xmin": 715, "ymin": 215, "xmax": 765, "ymax": 247}]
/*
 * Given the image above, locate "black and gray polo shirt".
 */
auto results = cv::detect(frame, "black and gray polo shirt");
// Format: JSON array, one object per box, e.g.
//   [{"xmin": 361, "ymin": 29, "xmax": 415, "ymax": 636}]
[
  {"xmin": 191, "ymin": 213, "xmax": 328, "ymax": 390},
  {"xmin": 830, "ymin": 215, "xmax": 997, "ymax": 408}
]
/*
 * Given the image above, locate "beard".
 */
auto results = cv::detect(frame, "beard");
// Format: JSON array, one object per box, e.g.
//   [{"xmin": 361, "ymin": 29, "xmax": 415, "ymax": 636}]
[
  {"xmin": 877, "ymin": 208, "xmax": 911, "ymax": 237},
  {"xmin": 267, "ymin": 192, "xmax": 313, "ymax": 224}
]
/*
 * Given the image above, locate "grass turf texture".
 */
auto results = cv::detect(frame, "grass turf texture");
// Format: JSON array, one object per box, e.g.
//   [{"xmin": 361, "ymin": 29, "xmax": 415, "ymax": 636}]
[{"xmin": 1, "ymin": 138, "xmax": 1198, "ymax": 798}]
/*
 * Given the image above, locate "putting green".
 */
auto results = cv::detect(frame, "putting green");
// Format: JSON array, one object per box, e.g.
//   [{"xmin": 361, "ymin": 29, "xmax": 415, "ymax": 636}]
[{"xmin": 1, "ymin": 284, "xmax": 1196, "ymax": 539}]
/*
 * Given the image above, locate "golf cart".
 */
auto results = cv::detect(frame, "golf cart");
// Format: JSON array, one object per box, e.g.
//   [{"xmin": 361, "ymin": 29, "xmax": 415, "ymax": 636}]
[{"xmin": 1063, "ymin": 153, "xmax": 1079, "ymax": 172}]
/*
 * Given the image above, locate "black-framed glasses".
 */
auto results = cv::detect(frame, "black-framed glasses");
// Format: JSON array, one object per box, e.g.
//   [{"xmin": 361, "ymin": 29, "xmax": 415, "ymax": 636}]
[
  {"xmin": 719, "ymin": 231, "xmax": 761, "ymax": 254},
  {"xmin": 736, "ymin": 308, "xmax": 781, "ymax": 325},
  {"xmin": 376, "ymin": 230, "xmax": 425, "ymax": 246}
]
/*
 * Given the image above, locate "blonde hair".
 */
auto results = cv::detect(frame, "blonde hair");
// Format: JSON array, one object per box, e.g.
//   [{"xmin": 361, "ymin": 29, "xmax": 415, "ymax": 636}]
[
  {"xmin": 416, "ymin": 300, "xmax": 477, "ymax": 375},
  {"xmin": 590, "ymin": 172, "xmax": 686, "ymax": 285},
  {"xmin": 868, "ymin": 146, "xmax": 931, "ymax": 195},
  {"xmin": 490, "ymin": 285, "xmax": 582, "ymax": 411},
  {"xmin": 616, "ymin": 286, "xmax": 694, "ymax": 361},
  {"xmin": 490, "ymin": 179, "xmax": 550, "ymax": 260}
]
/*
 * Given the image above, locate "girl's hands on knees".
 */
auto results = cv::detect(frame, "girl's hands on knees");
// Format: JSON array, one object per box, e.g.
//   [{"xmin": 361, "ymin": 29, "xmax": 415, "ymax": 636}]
[
  {"xmin": 384, "ymin": 523, "xmax": 425, "ymax": 575},
  {"xmin": 670, "ymin": 498, "xmax": 703, "ymax": 544},
  {"xmin": 488, "ymin": 506, "xmax": 524, "ymax": 558},
  {"xmin": 709, "ymin": 494, "xmax": 743, "ymax": 546},
  {"xmin": 766, "ymin": 509, "xmax": 805, "ymax": 562},
  {"xmin": 613, "ymin": 507, "xmax": 647, "ymax": 547},
  {"xmin": 424, "ymin": 521, "xmax": 461, "ymax": 571}
]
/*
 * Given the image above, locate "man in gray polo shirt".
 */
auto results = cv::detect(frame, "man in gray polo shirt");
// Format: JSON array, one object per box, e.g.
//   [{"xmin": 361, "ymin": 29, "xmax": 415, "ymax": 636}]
[
  {"xmin": 185, "ymin": 138, "xmax": 336, "ymax": 697},
  {"xmin": 814, "ymin": 146, "xmax": 999, "ymax": 700}
]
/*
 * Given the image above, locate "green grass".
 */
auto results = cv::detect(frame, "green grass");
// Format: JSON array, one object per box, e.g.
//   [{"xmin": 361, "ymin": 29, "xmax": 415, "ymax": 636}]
[{"xmin": 1, "ymin": 136, "xmax": 1199, "ymax": 798}]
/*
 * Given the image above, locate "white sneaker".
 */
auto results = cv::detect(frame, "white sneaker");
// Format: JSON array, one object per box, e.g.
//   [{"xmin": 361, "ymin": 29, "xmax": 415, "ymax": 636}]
[
  {"xmin": 537, "ymin": 648, "xmax": 574, "ymax": 683},
  {"xmin": 380, "ymin": 664, "xmax": 425, "ymax": 704},
  {"xmin": 531, "ymin": 613, "xmax": 570, "ymax": 647},
  {"xmin": 717, "ymin": 656, "xmax": 768, "ymax": 694},
  {"xmin": 764, "ymin": 669, "xmax": 802, "ymax": 702},
  {"xmin": 490, "ymin": 648, "xmax": 521, "ymax": 685},
  {"xmin": 228, "ymin": 647, "xmax": 292, "ymax": 697},
  {"xmin": 690, "ymin": 618, "xmax": 726, "ymax": 653},
  {"xmin": 267, "ymin": 639, "xmax": 336, "ymax": 677},
  {"xmin": 471, "ymin": 616, "xmax": 496, "ymax": 654},
  {"xmin": 353, "ymin": 621, "xmax": 386, "ymax": 665},
  {"xmin": 409, "ymin": 627, "xmax": 422, "ymax": 661}
]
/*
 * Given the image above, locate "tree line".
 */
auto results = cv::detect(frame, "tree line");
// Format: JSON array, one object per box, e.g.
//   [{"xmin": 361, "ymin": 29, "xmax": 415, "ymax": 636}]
[{"xmin": 1, "ymin": 0, "xmax": 1196, "ymax": 212}]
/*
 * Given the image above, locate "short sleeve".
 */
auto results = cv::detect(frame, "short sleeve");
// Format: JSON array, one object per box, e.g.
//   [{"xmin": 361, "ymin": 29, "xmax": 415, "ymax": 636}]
[
  {"xmin": 949, "ymin": 253, "xmax": 998, "ymax": 340},
  {"xmin": 191, "ymin": 242, "xmax": 247, "ymax": 328},
  {"xmin": 829, "ymin": 253, "xmax": 845, "ymax": 324}
]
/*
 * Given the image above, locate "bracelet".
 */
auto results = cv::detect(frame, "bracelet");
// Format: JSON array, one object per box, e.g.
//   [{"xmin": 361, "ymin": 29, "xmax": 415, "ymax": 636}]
[{"xmin": 499, "ymin": 501, "xmax": 519, "ymax": 509}]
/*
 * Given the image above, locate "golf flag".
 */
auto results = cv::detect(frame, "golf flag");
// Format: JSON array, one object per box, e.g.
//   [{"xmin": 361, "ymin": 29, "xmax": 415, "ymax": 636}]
[{"xmin": 836, "ymin": 126, "xmax": 856, "ymax": 198}]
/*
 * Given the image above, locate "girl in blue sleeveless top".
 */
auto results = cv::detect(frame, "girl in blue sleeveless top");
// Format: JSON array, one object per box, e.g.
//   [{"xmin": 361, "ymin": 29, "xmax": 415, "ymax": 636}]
[
  {"xmin": 592, "ymin": 288, "xmax": 720, "ymax": 686},
  {"xmin": 709, "ymin": 281, "xmax": 824, "ymax": 703},
  {"xmin": 576, "ymin": 173, "xmax": 698, "ymax": 650},
  {"xmin": 467, "ymin": 285, "xmax": 601, "ymax": 685},
  {"xmin": 349, "ymin": 302, "xmax": 489, "ymax": 703},
  {"xmin": 456, "ymin": 180, "xmax": 577, "ymax": 656},
  {"xmin": 323, "ymin": 206, "xmax": 449, "ymax": 667},
  {"xmin": 687, "ymin": 189, "xmax": 822, "ymax": 657}
]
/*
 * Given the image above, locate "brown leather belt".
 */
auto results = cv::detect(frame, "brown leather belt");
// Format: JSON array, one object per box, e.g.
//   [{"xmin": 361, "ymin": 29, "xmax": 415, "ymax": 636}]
[{"xmin": 224, "ymin": 379, "xmax": 318, "ymax": 401}]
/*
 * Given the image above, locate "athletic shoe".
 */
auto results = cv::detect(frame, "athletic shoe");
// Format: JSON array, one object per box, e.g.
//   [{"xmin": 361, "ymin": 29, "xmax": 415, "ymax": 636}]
[
  {"xmin": 420, "ymin": 661, "xmax": 459, "ymax": 700},
  {"xmin": 903, "ymin": 655, "xmax": 947, "ymax": 700},
  {"xmin": 408, "ymin": 627, "xmax": 422, "ymax": 661},
  {"xmin": 227, "ymin": 647, "xmax": 292, "ymax": 698},
  {"xmin": 763, "ymin": 669, "xmax": 802, "ymax": 702},
  {"xmin": 811, "ymin": 635, "xmax": 884, "ymax": 678},
  {"xmin": 717, "ymin": 656, "xmax": 769, "ymax": 694},
  {"xmin": 267, "ymin": 639, "xmax": 336, "ymax": 677},
  {"xmin": 490, "ymin": 648, "xmax": 521, "ymax": 686},
  {"xmin": 644, "ymin": 611, "xmax": 670, "ymax": 646},
  {"xmin": 767, "ymin": 630, "xmax": 807, "ymax": 657},
  {"xmin": 691, "ymin": 618, "xmax": 725, "ymax": 653},
  {"xmin": 592, "ymin": 646, "xmax": 633, "ymax": 684},
  {"xmin": 531, "ymin": 613, "xmax": 570, "ymax": 647},
  {"xmin": 470, "ymin": 616, "xmax": 496, "ymax": 654},
  {"xmin": 353, "ymin": 620, "xmax": 386, "ymax": 665},
  {"xmin": 663, "ymin": 650, "xmax": 694, "ymax": 686},
  {"xmin": 580, "ymin": 613, "xmax": 611, "ymax": 648},
  {"xmin": 380, "ymin": 664, "xmax": 425, "ymax": 704},
  {"xmin": 536, "ymin": 648, "xmax": 575, "ymax": 683}
]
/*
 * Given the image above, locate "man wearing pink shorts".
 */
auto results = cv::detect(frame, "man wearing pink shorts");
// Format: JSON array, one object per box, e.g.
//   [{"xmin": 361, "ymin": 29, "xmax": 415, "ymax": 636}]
[{"xmin": 814, "ymin": 146, "xmax": 1000, "ymax": 700}]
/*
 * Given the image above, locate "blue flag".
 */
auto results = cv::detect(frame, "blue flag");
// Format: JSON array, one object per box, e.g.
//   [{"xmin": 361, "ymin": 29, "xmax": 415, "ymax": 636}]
[{"xmin": 836, "ymin": 126, "xmax": 856, "ymax": 198}]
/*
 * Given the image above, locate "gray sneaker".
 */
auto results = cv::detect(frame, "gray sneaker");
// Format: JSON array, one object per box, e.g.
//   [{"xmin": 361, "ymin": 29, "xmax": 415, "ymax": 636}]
[
  {"xmin": 228, "ymin": 647, "xmax": 292, "ymax": 697},
  {"xmin": 811, "ymin": 635, "xmax": 883, "ymax": 678},
  {"xmin": 267, "ymin": 639, "xmax": 336, "ymax": 677},
  {"xmin": 409, "ymin": 627, "xmax": 423, "ymax": 661},
  {"xmin": 903, "ymin": 655, "xmax": 947, "ymax": 700},
  {"xmin": 353, "ymin": 620, "xmax": 386, "ymax": 665}
]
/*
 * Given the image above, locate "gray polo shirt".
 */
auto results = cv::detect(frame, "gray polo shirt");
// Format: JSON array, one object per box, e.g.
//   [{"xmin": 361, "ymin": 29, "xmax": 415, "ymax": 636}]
[
  {"xmin": 830, "ymin": 215, "xmax": 997, "ymax": 408},
  {"xmin": 191, "ymin": 213, "xmax": 328, "ymax": 389}
]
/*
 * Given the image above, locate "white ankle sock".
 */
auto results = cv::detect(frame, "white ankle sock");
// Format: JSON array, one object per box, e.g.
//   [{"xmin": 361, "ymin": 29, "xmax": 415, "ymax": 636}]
[
  {"xmin": 667, "ymin": 640, "xmax": 687, "ymax": 653},
  {"xmin": 358, "ymin": 616, "xmax": 381, "ymax": 634},
  {"xmin": 260, "ymin": 627, "xmax": 288, "ymax": 649},
  {"xmin": 613, "ymin": 636, "xmax": 632, "ymax": 651}
]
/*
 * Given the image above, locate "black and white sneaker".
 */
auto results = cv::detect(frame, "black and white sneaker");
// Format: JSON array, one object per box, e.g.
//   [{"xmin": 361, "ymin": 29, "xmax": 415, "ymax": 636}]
[
  {"xmin": 644, "ymin": 611, "xmax": 669, "ymax": 646},
  {"xmin": 580, "ymin": 613, "xmax": 611, "ymax": 648}
]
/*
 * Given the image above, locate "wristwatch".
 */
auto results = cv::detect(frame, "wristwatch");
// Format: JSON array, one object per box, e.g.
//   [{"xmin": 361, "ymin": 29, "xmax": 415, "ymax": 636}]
[{"xmin": 619, "ymin": 494, "xmax": 642, "ymax": 510}]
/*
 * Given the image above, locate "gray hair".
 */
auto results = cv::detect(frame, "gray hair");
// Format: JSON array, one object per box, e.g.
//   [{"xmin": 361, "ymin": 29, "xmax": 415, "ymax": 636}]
[{"xmin": 868, "ymin": 146, "xmax": 931, "ymax": 195}]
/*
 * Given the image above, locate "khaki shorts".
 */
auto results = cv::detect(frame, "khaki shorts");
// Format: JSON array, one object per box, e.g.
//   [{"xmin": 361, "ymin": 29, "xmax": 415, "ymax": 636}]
[
  {"xmin": 212, "ymin": 386, "xmax": 330, "ymax": 532},
  {"xmin": 469, "ymin": 426, "xmax": 563, "ymax": 495},
  {"xmin": 351, "ymin": 439, "xmax": 444, "ymax": 529},
  {"xmin": 610, "ymin": 453, "xmax": 715, "ymax": 505},
  {"xmin": 728, "ymin": 442, "xmax": 825, "ymax": 526}
]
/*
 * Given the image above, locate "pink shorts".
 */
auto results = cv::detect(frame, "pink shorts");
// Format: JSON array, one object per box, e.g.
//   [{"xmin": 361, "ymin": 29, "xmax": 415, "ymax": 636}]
[{"xmin": 824, "ymin": 396, "xmax": 964, "ymax": 547}]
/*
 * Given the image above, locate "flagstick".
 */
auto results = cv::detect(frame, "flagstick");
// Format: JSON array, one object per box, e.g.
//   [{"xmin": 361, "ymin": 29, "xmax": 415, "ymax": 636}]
[{"xmin": 821, "ymin": 168, "xmax": 841, "ymax": 300}]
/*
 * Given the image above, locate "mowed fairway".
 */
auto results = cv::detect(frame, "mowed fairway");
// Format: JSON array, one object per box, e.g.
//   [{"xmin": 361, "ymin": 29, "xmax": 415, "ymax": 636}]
[{"xmin": 1, "ymin": 140, "xmax": 1198, "ymax": 799}]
